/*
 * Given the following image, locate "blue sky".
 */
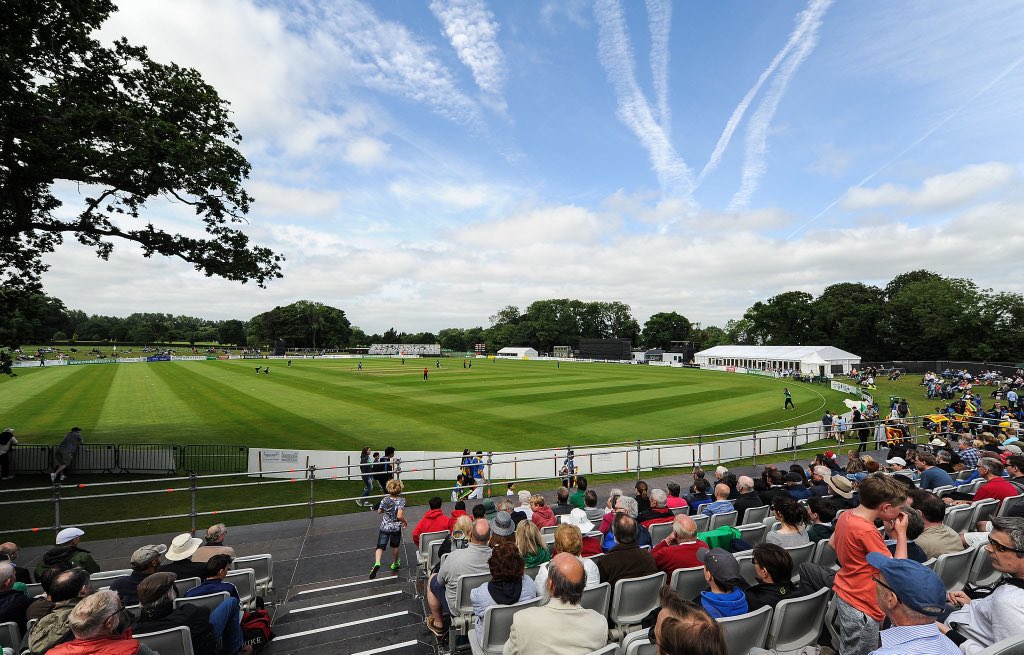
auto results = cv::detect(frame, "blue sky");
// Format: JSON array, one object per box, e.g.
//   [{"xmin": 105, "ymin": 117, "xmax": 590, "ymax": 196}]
[{"xmin": 42, "ymin": 0, "xmax": 1024, "ymax": 333}]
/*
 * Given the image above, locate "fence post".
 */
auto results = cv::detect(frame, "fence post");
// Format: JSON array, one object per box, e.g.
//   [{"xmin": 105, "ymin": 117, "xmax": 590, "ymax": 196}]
[
  {"xmin": 751, "ymin": 431, "xmax": 757, "ymax": 470},
  {"xmin": 189, "ymin": 472, "xmax": 198, "ymax": 536},
  {"xmin": 793, "ymin": 426, "xmax": 799, "ymax": 461},
  {"xmin": 308, "ymin": 465, "xmax": 317, "ymax": 520},
  {"xmin": 696, "ymin": 434, "xmax": 703, "ymax": 468},
  {"xmin": 485, "ymin": 451, "xmax": 493, "ymax": 497},
  {"xmin": 53, "ymin": 482, "xmax": 62, "ymax": 531},
  {"xmin": 635, "ymin": 440, "xmax": 642, "ymax": 480}
]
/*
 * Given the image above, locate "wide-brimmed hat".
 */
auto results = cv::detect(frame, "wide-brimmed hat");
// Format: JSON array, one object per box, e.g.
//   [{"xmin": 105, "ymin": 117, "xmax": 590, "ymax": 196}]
[
  {"xmin": 561, "ymin": 508, "xmax": 595, "ymax": 534},
  {"xmin": 826, "ymin": 474, "xmax": 854, "ymax": 499},
  {"xmin": 490, "ymin": 511, "xmax": 514, "ymax": 537},
  {"xmin": 165, "ymin": 533, "xmax": 203, "ymax": 561}
]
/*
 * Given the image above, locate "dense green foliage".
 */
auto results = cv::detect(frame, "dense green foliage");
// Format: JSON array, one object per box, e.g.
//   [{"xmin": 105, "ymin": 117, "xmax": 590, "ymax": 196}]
[{"xmin": 246, "ymin": 300, "xmax": 352, "ymax": 349}]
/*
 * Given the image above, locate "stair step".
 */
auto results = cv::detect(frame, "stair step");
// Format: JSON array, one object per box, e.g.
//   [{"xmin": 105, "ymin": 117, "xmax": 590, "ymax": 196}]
[{"xmin": 275, "ymin": 589, "xmax": 411, "ymax": 623}]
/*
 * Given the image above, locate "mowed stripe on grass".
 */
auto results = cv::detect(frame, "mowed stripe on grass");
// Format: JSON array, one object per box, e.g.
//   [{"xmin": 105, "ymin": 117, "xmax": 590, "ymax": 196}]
[{"xmin": 0, "ymin": 359, "xmax": 845, "ymax": 451}]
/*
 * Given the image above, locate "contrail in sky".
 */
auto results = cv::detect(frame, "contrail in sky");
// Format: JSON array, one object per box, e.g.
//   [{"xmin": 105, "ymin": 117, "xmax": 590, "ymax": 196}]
[
  {"xmin": 646, "ymin": 0, "xmax": 672, "ymax": 134},
  {"xmin": 785, "ymin": 51, "xmax": 1024, "ymax": 240}
]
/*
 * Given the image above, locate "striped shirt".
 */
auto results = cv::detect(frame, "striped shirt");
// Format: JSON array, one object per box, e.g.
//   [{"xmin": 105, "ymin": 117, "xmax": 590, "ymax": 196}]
[{"xmin": 870, "ymin": 624, "xmax": 960, "ymax": 655}]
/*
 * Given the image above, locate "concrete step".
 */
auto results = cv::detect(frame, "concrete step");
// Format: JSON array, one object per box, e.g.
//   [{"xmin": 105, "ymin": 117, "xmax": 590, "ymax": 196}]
[
  {"xmin": 275, "ymin": 587, "xmax": 415, "ymax": 625},
  {"xmin": 266, "ymin": 622, "xmax": 434, "ymax": 655},
  {"xmin": 266, "ymin": 597, "xmax": 428, "ymax": 653}
]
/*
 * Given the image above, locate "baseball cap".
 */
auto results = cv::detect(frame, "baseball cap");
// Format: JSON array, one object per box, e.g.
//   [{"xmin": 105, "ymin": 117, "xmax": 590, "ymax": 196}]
[
  {"xmin": 784, "ymin": 472, "xmax": 804, "ymax": 484},
  {"xmin": 55, "ymin": 527, "xmax": 84, "ymax": 545},
  {"xmin": 136, "ymin": 572, "xmax": 177, "ymax": 605},
  {"xmin": 866, "ymin": 552, "xmax": 946, "ymax": 616},
  {"xmin": 490, "ymin": 511, "xmax": 514, "ymax": 537},
  {"xmin": 130, "ymin": 544, "xmax": 167, "ymax": 566},
  {"xmin": 697, "ymin": 547, "xmax": 742, "ymax": 584},
  {"xmin": 885, "ymin": 457, "xmax": 907, "ymax": 467}
]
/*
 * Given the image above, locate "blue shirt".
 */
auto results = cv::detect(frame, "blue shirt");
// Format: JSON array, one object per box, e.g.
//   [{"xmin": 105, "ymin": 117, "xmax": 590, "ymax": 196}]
[
  {"xmin": 185, "ymin": 579, "xmax": 239, "ymax": 600},
  {"xmin": 701, "ymin": 500, "xmax": 735, "ymax": 516},
  {"xmin": 870, "ymin": 624, "xmax": 959, "ymax": 655},
  {"xmin": 919, "ymin": 466, "xmax": 954, "ymax": 490}
]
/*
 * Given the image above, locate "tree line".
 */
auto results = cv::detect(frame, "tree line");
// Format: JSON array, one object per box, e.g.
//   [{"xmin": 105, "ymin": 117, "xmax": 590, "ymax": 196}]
[{"xmin": 2, "ymin": 271, "xmax": 1023, "ymax": 361}]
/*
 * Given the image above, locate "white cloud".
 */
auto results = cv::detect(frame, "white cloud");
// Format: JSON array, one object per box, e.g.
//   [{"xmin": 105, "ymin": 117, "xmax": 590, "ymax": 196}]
[
  {"xmin": 343, "ymin": 137, "xmax": 391, "ymax": 168},
  {"xmin": 388, "ymin": 180, "xmax": 509, "ymax": 211},
  {"xmin": 540, "ymin": 0, "xmax": 589, "ymax": 31},
  {"xmin": 247, "ymin": 182, "xmax": 344, "ymax": 218},
  {"xmin": 453, "ymin": 206, "xmax": 606, "ymax": 246},
  {"xmin": 839, "ymin": 162, "xmax": 1018, "ymax": 212},
  {"xmin": 429, "ymin": 0, "xmax": 506, "ymax": 97},
  {"xmin": 807, "ymin": 143, "xmax": 852, "ymax": 178}
]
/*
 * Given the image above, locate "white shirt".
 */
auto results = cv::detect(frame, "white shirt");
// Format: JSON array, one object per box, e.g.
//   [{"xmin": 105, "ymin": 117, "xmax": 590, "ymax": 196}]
[{"xmin": 532, "ymin": 556, "xmax": 600, "ymax": 604}]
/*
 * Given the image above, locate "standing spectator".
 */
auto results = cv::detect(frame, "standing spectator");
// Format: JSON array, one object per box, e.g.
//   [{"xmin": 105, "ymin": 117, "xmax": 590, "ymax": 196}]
[
  {"xmin": 831, "ymin": 475, "xmax": 909, "ymax": 655},
  {"xmin": 413, "ymin": 497, "xmax": 451, "ymax": 547},
  {"xmin": 35, "ymin": 528, "xmax": 100, "ymax": 581},
  {"xmin": 568, "ymin": 476, "xmax": 588, "ymax": 509},
  {"xmin": 51, "ymin": 427, "xmax": 83, "ymax": 482},
  {"xmin": 0, "ymin": 428, "xmax": 16, "ymax": 480},
  {"xmin": 530, "ymin": 495, "xmax": 556, "ymax": 528},
  {"xmin": 534, "ymin": 524, "xmax": 600, "ymax": 604},
  {"xmin": 357, "ymin": 446, "xmax": 374, "ymax": 506},
  {"xmin": 696, "ymin": 547, "xmax": 748, "ymax": 618},
  {"xmin": 0, "ymin": 561, "xmax": 30, "ymax": 634},
  {"xmin": 47, "ymin": 590, "xmax": 159, "ymax": 655},
  {"xmin": 110, "ymin": 544, "xmax": 166, "ymax": 605},
  {"xmin": 0, "ymin": 542, "xmax": 32, "ymax": 585},
  {"xmin": 652, "ymin": 515, "xmax": 707, "ymax": 574},
  {"xmin": 866, "ymin": 553, "xmax": 958, "ymax": 655},
  {"xmin": 515, "ymin": 520, "xmax": 551, "ymax": 569},
  {"xmin": 375, "ymin": 446, "xmax": 397, "ymax": 493},
  {"xmin": 822, "ymin": 411, "xmax": 834, "ymax": 440},
  {"xmin": 784, "ymin": 387, "xmax": 794, "ymax": 409},
  {"xmin": 835, "ymin": 414, "xmax": 848, "ymax": 445},
  {"xmin": 159, "ymin": 533, "xmax": 207, "ymax": 580},
  {"xmin": 192, "ymin": 524, "xmax": 235, "ymax": 564},
  {"xmin": 371, "ymin": 478, "xmax": 407, "ymax": 578},
  {"xmin": 470, "ymin": 542, "xmax": 538, "ymax": 646}
]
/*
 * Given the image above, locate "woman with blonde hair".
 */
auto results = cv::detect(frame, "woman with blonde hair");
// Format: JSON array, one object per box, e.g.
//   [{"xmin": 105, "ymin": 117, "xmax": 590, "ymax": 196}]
[
  {"xmin": 533, "ymin": 524, "xmax": 600, "ymax": 603},
  {"xmin": 371, "ymin": 478, "xmax": 407, "ymax": 579},
  {"xmin": 515, "ymin": 518, "xmax": 551, "ymax": 568}
]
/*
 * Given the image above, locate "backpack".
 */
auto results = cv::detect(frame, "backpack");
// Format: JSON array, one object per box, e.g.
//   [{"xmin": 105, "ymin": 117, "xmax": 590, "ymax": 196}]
[{"xmin": 241, "ymin": 599, "xmax": 274, "ymax": 652}]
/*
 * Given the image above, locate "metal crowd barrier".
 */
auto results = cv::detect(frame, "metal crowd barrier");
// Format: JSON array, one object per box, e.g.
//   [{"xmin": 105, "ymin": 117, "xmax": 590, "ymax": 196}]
[{"xmin": 10, "ymin": 443, "xmax": 249, "ymax": 475}]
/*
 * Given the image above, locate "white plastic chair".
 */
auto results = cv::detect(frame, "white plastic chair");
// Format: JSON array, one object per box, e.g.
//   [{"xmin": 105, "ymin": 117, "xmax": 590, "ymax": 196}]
[
  {"xmin": 224, "ymin": 568, "xmax": 256, "ymax": 610},
  {"xmin": 670, "ymin": 565, "xmax": 707, "ymax": 601},
  {"xmin": 608, "ymin": 572, "xmax": 666, "ymax": 638},
  {"xmin": 448, "ymin": 572, "xmax": 492, "ymax": 643},
  {"xmin": 621, "ymin": 630, "xmax": 657, "ymax": 655},
  {"xmin": 233, "ymin": 553, "xmax": 273, "ymax": 595},
  {"xmin": 811, "ymin": 539, "xmax": 837, "ymax": 568},
  {"xmin": 691, "ymin": 514, "xmax": 709, "ymax": 533},
  {"xmin": 784, "ymin": 542, "xmax": 816, "ymax": 580},
  {"xmin": 933, "ymin": 547, "xmax": 976, "ymax": 592},
  {"xmin": 88, "ymin": 569, "xmax": 133, "ymax": 586},
  {"xmin": 173, "ymin": 576, "xmax": 200, "ymax": 597},
  {"xmin": 716, "ymin": 605, "xmax": 772, "ymax": 654},
  {"xmin": 416, "ymin": 530, "xmax": 449, "ymax": 577},
  {"xmin": 967, "ymin": 541, "xmax": 1002, "ymax": 589},
  {"xmin": 580, "ymin": 582, "xmax": 611, "ymax": 618},
  {"xmin": 175, "ymin": 591, "xmax": 229, "ymax": 614},
  {"xmin": 765, "ymin": 586, "xmax": 829, "ymax": 650},
  {"xmin": 708, "ymin": 510, "xmax": 738, "ymax": 531},
  {"xmin": 737, "ymin": 523, "xmax": 767, "ymax": 547},
  {"xmin": 584, "ymin": 644, "xmax": 618, "ymax": 655},
  {"xmin": 943, "ymin": 504, "xmax": 974, "ymax": 533},
  {"xmin": 742, "ymin": 505, "xmax": 771, "ymax": 525},
  {"xmin": 649, "ymin": 522, "xmax": 673, "ymax": 543},
  {"xmin": 468, "ymin": 596, "xmax": 542, "ymax": 655},
  {"xmin": 975, "ymin": 632, "xmax": 1024, "ymax": 655},
  {"xmin": 135, "ymin": 625, "xmax": 195, "ymax": 655},
  {"xmin": 997, "ymin": 494, "xmax": 1024, "ymax": 518},
  {"xmin": 0, "ymin": 622, "xmax": 20, "ymax": 652},
  {"xmin": 735, "ymin": 554, "xmax": 758, "ymax": 586}
]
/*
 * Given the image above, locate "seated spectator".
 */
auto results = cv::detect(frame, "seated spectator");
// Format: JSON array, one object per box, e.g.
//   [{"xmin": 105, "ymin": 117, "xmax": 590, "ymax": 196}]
[
  {"xmin": 488, "ymin": 510, "xmax": 517, "ymax": 548},
  {"xmin": 560, "ymin": 508, "xmax": 602, "ymax": 556},
  {"xmin": 34, "ymin": 528, "xmax": 100, "ymax": 581},
  {"xmin": 882, "ymin": 507, "xmax": 927, "ymax": 562},
  {"xmin": 46, "ymin": 590, "xmax": 158, "ymax": 655},
  {"xmin": 448, "ymin": 500, "xmax": 469, "ymax": 530},
  {"xmin": 686, "ymin": 478, "xmax": 712, "ymax": 513},
  {"xmin": 765, "ymin": 496, "xmax": 809, "ymax": 547},
  {"xmin": 514, "ymin": 490, "xmax": 534, "ymax": 522},
  {"xmin": 413, "ymin": 496, "xmax": 451, "ymax": 547},
  {"xmin": 910, "ymin": 491, "xmax": 963, "ymax": 559},
  {"xmin": 638, "ymin": 488, "xmax": 674, "ymax": 526},
  {"xmin": 651, "ymin": 586, "xmax": 727, "ymax": 655},
  {"xmin": 664, "ymin": 481, "xmax": 687, "ymax": 510},
  {"xmin": 186, "ymin": 555, "xmax": 239, "ymax": 600},
  {"xmin": 696, "ymin": 547, "xmax": 748, "ymax": 618},
  {"xmin": 472, "ymin": 503, "xmax": 487, "ymax": 520},
  {"xmin": 470, "ymin": 542, "xmax": 538, "ymax": 645},
  {"xmin": 159, "ymin": 533, "xmax": 207, "ymax": 580},
  {"xmin": 27, "ymin": 567, "xmax": 93, "ymax": 655},
  {"xmin": 808, "ymin": 466, "xmax": 832, "ymax": 497},
  {"xmin": 135, "ymin": 571, "xmax": 246, "ymax": 655},
  {"xmin": 972, "ymin": 458, "xmax": 1019, "ymax": 503},
  {"xmin": 732, "ymin": 476, "xmax": 765, "ymax": 522},
  {"xmin": 530, "ymin": 495, "xmax": 556, "ymax": 528},
  {"xmin": 597, "ymin": 514, "xmax": 657, "ymax": 600},
  {"xmin": 426, "ymin": 519, "xmax": 492, "ymax": 637},
  {"xmin": 583, "ymin": 490, "xmax": 604, "ymax": 524},
  {"xmin": 569, "ymin": 476, "xmax": 588, "ymax": 509},
  {"xmin": 600, "ymin": 496, "xmax": 653, "ymax": 551},
  {"xmin": 635, "ymin": 480, "xmax": 651, "ymax": 514},
  {"xmin": 26, "ymin": 565, "xmax": 64, "ymax": 620},
  {"xmin": 807, "ymin": 497, "xmax": 837, "ymax": 543},
  {"xmin": 0, "ymin": 542, "xmax": 32, "ymax": 585},
  {"xmin": 826, "ymin": 473, "xmax": 858, "ymax": 508},
  {"xmin": 434, "ymin": 514, "xmax": 475, "ymax": 569},
  {"xmin": 721, "ymin": 472, "xmax": 740, "ymax": 499},
  {"xmin": 0, "ymin": 561, "xmax": 30, "ymax": 634},
  {"xmin": 784, "ymin": 471, "xmax": 811, "ymax": 500},
  {"xmin": 915, "ymin": 453, "xmax": 955, "ymax": 490},
  {"xmin": 552, "ymin": 487, "xmax": 574, "ymax": 516},
  {"xmin": 652, "ymin": 515, "xmax": 708, "ymax": 574},
  {"xmin": 689, "ymin": 467, "xmax": 707, "ymax": 494},
  {"xmin": 516, "ymin": 519, "xmax": 551, "ymax": 568},
  {"xmin": 745, "ymin": 543, "xmax": 796, "ymax": 611},
  {"xmin": 192, "ymin": 524, "xmax": 236, "ymax": 563},
  {"xmin": 110, "ymin": 544, "xmax": 166, "ymax": 605},
  {"xmin": 502, "ymin": 554, "xmax": 607, "ymax": 655},
  {"xmin": 604, "ymin": 488, "xmax": 623, "ymax": 517},
  {"xmin": 534, "ymin": 524, "xmax": 600, "ymax": 604},
  {"xmin": 700, "ymin": 484, "xmax": 735, "ymax": 517},
  {"xmin": 866, "ymin": 553, "xmax": 958, "ymax": 655}
]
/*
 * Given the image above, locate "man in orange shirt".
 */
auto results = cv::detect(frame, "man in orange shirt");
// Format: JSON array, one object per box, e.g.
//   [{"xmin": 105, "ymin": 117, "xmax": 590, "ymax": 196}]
[{"xmin": 831, "ymin": 474, "xmax": 909, "ymax": 655}]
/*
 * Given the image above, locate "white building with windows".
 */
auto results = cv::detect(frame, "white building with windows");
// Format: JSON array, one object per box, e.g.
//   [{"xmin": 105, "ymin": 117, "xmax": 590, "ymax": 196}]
[{"xmin": 694, "ymin": 345, "xmax": 860, "ymax": 377}]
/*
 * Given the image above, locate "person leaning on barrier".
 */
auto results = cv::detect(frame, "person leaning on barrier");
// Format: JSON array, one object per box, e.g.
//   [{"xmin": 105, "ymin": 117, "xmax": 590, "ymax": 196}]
[
  {"xmin": 46, "ymin": 589, "xmax": 158, "ymax": 655},
  {"xmin": 652, "ymin": 586, "xmax": 726, "ymax": 655},
  {"xmin": 34, "ymin": 528, "xmax": 100, "ymax": 582},
  {"xmin": 502, "ymin": 553, "xmax": 608, "ymax": 655},
  {"xmin": 192, "ymin": 524, "xmax": 236, "ymax": 564},
  {"xmin": 135, "ymin": 571, "xmax": 249, "ymax": 655},
  {"xmin": 27, "ymin": 567, "xmax": 93, "ymax": 655},
  {"xmin": 110, "ymin": 544, "xmax": 166, "ymax": 605}
]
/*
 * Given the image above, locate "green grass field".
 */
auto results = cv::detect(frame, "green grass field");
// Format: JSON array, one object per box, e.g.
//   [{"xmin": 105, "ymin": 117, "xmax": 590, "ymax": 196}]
[{"xmin": 1, "ymin": 358, "xmax": 851, "ymax": 451}]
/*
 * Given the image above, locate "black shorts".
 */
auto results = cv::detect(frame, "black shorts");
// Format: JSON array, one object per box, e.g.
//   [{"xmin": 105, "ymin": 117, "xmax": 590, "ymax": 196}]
[{"xmin": 377, "ymin": 529, "xmax": 401, "ymax": 549}]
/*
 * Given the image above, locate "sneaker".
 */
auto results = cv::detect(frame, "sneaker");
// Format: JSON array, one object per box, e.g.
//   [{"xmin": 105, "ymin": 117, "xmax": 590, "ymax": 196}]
[
  {"xmin": 369, "ymin": 563, "xmax": 380, "ymax": 579},
  {"xmin": 50, "ymin": 472, "xmax": 57, "ymax": 482},
  {"xmin": 59, "ymin": 475, "xmax": 66, "ymax": 481},
  {"xmin": 426, "ymin": 616, "xmax": 445, "ymax": 638},
  {"xmin": 390, "ymin": 560, "xmax": 401, "ymax": 571}
]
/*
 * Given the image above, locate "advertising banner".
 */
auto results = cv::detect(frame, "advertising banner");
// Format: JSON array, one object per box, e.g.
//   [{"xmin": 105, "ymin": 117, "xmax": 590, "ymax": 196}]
[
  {"xmin": 146, "ymin": 355, "xmax": 171, "ymax": 362},
  {"xmin": 830, "ymin": 380, "xmax": 861, "ymax": 395}
]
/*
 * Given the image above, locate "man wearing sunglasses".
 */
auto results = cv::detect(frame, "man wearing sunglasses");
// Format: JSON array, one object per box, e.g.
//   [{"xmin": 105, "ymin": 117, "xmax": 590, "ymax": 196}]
[
  {"xmin": 939, "ymin": 516, "xmax": 1024, "ymax": 652},
  {"xmin": 864, "ymin": 553, "xmax": 958, "ymax": 654},
  {"xmin": 46, "ymin": 590, "xmax": 157, "ymax": 655}
]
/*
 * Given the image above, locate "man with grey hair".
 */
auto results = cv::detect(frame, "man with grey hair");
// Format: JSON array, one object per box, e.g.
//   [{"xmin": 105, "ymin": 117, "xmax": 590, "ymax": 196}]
[
  {"xmin": 652, "ymin": 515, "xmax": 708, "ymax": 574},
  {"xmin": 47, "ymin": 589, "xmax": 158, "ymax": 655},
  {"xmin": 193, "ymin": 523, "xmax": 235, "ymax": 563},
  {"xmin": 809, "ymin": 466, "xmax": 833, "ymax": 497},
  {"xmin": 638, "ymin": 488, "xmax": 673, "ymax": 526},
  {"xmin": 940, "ymin": 517, "xmax": 1024, "ymax": 652},
  {"xmin": 503, "ymin": 554, "xmax": 607, "ymax": 655},
  {"xmin": 0, "ymin": 561, "xmax": 30, "ymax": 633},
  {"xmin": 0, "ymin": 542, "xmax": 31, "ymax": 585},
  {"xmin": 599, "ymin": 495, "xmax": 653, "ymax": 549},
  {"xmin": 426, "ymin": 518, "xmax": 492, "ymax": 637},
  {"xmin": 733, "ymin": 475, "xmax": 765, "ymax": 522},
  {"xmin": 971, "ymin": 458, "xmax": 1019, "ymax": 503}
]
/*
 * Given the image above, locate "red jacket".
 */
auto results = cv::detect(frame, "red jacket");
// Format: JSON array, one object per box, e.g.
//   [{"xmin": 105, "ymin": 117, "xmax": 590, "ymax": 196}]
[
  {"xmin": 448, "ymin": 509, "xmax": 468, "ymax": 531},
  {"xmin": 49, "ymin": 635, "xmax": 140, "ymax": 655},
  {"xmin": 413, "ymin": 509, "xmax": 451, "ymax": 546},
  {"xmin": 639, "ymin": 507, "xmax": 674, "ymax": 528},
  {"xmin": 531, "ymin": 505, "xmax": 556, "ymax": 528},
  {"xmin": 651, "ymin": 539, "xmax": 708, "ymax": 575},
  {"xmin": 581, "ymin": 535, "xmax": 603, "ymax": 557}
]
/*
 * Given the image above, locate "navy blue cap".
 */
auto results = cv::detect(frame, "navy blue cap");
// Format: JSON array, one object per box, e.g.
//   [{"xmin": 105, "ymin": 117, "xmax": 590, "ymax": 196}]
[{"xmin": 866, "ymin": 552, "xmax": 946, "ymax": 616}]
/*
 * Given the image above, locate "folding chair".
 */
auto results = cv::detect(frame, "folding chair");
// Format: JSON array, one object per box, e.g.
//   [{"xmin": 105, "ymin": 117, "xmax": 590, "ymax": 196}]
[
  {"xmin": 670, "ymin": 507, "xmax": 688, "ymax": 516},
  {"xmin": 708, "ymin": 511, "xmax": 738, "ymax": 531},
  {"xmin": 469, "ymin": 596, "xmax": 542, "ymax": 655},
  {"xmin": 621, "ymin": 630, "xmax": 657, "ymax": 655},
  {"xmin": 584, "ymin": 644, "xmax": 618, "ymax": 655},
  {"xmin": 175, "ymin": 591, "xmax": 229, "ymax": 614},
  {"xmin": 737, "ymin": 523, "xmax": 767, "ymax": 547},
  {"xmin": 608, "ymin": 572, "xmax": 666, "ymax": 640},
  {"xmin": 736, "ymin": 554, "xmax": 758, "ymax": 586},
  {"xmin": 968, "ymin": 499, "xmax": 1000, "ymax": 529},
  {"xmin": 933, "ymin": 546, "xmax": 976, "ymax": 593},
  {"xmin": 649, "ymin": 522, "xmax": 673, "ymax": 544},
  {"xmin": 974, "ymin": 632, "xmax": 1024, "ymax": 655},
  {"xmin": 670, "ymin": 566, "xmax": 707, "ymax": 600},
  {"xmin": 224, "ymin": 568, "xmax": 256, "ymax": 610},
  {"xmin": 88, "ymin": 569, "xmax": 133, "ymax": 586},
  {"xmin": 812, "ymin": 539, "xmax": 837, "ymax": 569},
  {"xmin": 765, "ymin": 586, "xmax": 829, "ymax": 650},
  {"xmin": 448, "ymin": 572, "xmax": 492, "ymax": 645},
  {"xmin": 943, "ymin": 504, "xmax": 975, "ymax": 533},
  {"xmin": 580, "ymin": 582, "xmax": 611, "ymax": 618},
  {"xmin": 784, "ymin": 542, "xmax": 816, "ymax": 581},
  {"xmin": 997, "ymin": 494, "xmax": 1024, "ymax": 518},
  {"xmin": 691, "ymin": 514, "xmax": 709, "ymax": 533},
  {"xmin": 716, "ymin": 605, "xmax": 772, "ymax": 654},
  {"xmin": 173, "ymin": 577, "xmax": 200, "ymax": 597},
  {"xmin": 541, "ymin": 525, "xmax": 558, "ymax": 536},
  {"xmin": 233, "ymin": 553, "xmax": 273, "ymax": 595},
  {"xmin": 967, "ymin": 541, "xmax": 1002, "ymax": 589},
  {"xmin": 135, "ymin": 625, "xmax": 195, "ymax": 655},
  {"xmin": 742, "ymin": 505, "xmax": 771, "ymax": 525},
  {"xmin": 0, "ymin": 622, "xmax": 19, "ymax": 652}
]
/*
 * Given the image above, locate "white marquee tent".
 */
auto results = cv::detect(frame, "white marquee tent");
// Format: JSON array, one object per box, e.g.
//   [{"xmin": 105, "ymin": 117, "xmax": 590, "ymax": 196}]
[
  {"xmin": 496, "ymin": 347, "xmax": 539, "ymax": 359},
  {"xmin": 694, "ymin": 345, "xmax": 860, "ymax": 377}
]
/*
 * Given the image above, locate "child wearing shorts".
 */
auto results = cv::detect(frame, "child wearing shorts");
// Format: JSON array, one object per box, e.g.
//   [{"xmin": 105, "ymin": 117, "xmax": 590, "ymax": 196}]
[{"xmin": 372, "ymin": 478, "xmax": 408, "ymax": 578}]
